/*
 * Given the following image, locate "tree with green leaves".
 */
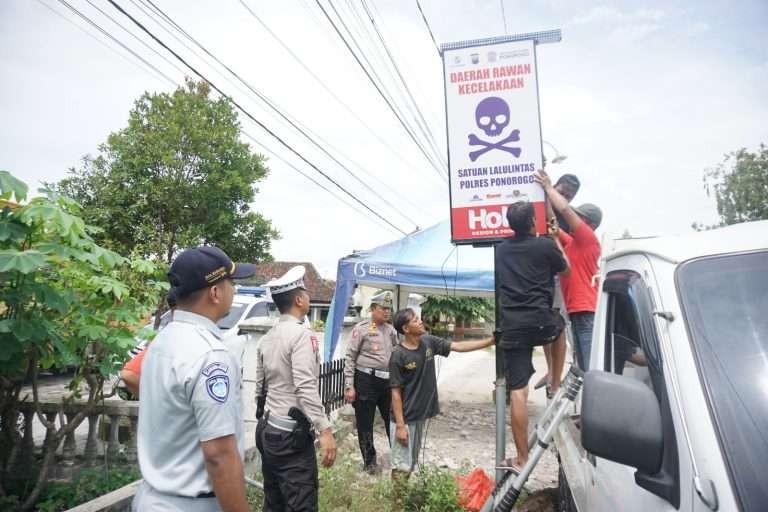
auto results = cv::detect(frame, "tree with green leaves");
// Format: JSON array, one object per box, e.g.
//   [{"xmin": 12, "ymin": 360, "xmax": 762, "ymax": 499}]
[
  {"xmin": 0, "ymin": 171, "xmax": 165, "ymax": 511},
  {"xmin": 56, "ymin": 79, "xmax": 278, "ymax": 265},
  {"xmin": 703, "ymin": 144, "xmax": 768, "ymax": 226},
  {"xmin": 421, "ymin": 295, "xmax": 494, "ymax": 330}
]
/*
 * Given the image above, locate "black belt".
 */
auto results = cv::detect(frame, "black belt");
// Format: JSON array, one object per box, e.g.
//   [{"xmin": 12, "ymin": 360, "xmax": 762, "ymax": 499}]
[{"xmin": 196, "ymin": 491, "xmax": 216, "ymax": 498}]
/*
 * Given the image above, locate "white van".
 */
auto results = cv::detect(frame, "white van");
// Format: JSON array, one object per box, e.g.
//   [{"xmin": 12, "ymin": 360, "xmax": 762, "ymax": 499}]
[{"xmin": 555, "ymin": 220, "xmax": 768, "ymax": 512}]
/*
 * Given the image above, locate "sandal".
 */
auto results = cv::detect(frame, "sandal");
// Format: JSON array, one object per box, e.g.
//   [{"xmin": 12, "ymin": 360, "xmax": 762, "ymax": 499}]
[{"xmin": 496, "ymin": 458, "xmax": 523, "ymax": 475}]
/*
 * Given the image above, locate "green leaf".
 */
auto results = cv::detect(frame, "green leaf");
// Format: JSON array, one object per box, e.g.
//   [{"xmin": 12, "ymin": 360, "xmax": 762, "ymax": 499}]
[
  {"xmin": 0, "ymin": 319, "xmax": 14, "ymax": 333},
  {"xmin": 0, "ymin": 171, "xmax": 29, "ymax": 202},
  {"xmin": 93, "ymin": 246, "xmax": 125, "ymax": 268},
  {"xmin": 79, "ymin": 324, "xmax": 109, "ymax": 341},
  {"xmin": 35, "ymin": 241, "xmax": 76, "ymax": 259},
  {"xmin": 0, "ymin": 220, "xmax": 28, "ymax": 242},
  {"xmin": 14, "ymin": 320, "xmax": 47, "ymax": 342},
  {"xmin": 18, "ymin": 200, "xmax": 85, "ymax": 239},
  {"xmin": 0, "ymin": 249, "xmax": 46, "ymax": 273},
  {"xmin": 40, "ymin": 287, "xmax": 71, "ymax": 314}
]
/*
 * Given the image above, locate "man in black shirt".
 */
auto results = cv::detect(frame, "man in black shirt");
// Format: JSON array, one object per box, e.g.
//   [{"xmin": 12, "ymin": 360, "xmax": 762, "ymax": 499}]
[
  {"xmin": 496, "ymin": 201, "xmax": 570, "ymax": 471},
  {"xmin": 389, "ymin": 309, "xmax": 494, "ymax": 480}
]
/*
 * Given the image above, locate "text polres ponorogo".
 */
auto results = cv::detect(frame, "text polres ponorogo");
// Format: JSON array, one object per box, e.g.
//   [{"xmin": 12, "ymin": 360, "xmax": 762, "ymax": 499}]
[{"xmin": 457, "ymin": 163, "xmax": 536, "ymax": 189}]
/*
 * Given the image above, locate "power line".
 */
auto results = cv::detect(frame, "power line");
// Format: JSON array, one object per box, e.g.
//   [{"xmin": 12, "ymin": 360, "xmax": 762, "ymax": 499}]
[
  {"xmin": 325, "ymin": 0, "xmax": 446, "ymax": 175},
  {"xmin": 81, "ymin": 0, "xmax": 187, "ymax": 78},
  {"xmin": 34, "ymin": 0, "xmax": 169, "ymax": 85},
  {"xmin": 325, "ymin": 0, "xmax": 445, "ymax": 176},
  {"xmin": 241, "ymin": 133, "xmax": 403, "ymax": 237},
  {"xmin": 105, "ymin": 0, "xmax": 408, "ymax": 236},
  {"xmin": 358, "ymin": 0, "xmax": 447, "ymax": 168},
  {"xmin": 139, "ymin": 0, "xmax": 422, "ymax": 229},
  {"xmin": 415, "ymin": 0, "xmax": 440, "ymax": 56},
  {"xmin": 314, "ymin": 0, "xmax": 448, "ymax": 183},
  {"xmin": 237, "ymin": 0, "xmax": 442, "ymax": 193},
  {"xmin": 54, "ymin": 0, "xmax": 177, "ymax": 86},
  {"xmin": 40, "ymin": 0, "xmax": 405, "ymax": 237}
]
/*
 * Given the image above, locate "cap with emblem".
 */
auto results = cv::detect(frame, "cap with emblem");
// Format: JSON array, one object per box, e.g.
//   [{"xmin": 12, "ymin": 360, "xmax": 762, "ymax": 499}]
[
  {"xmin": 265, "ymin": 265, "xmax": 307, "ymax": 297},
  {"xmin": 370, "ymin": 290, "xmax": 394, "ymax": 309},
  {"xmin": 168, "ymin": 246, "xmax": 256, "ymax": 298}
]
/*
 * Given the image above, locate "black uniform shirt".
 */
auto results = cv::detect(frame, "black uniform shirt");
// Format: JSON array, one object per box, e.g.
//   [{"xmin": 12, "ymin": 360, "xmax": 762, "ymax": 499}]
[
  {"xmin": 389, "ymin": 335, "xmax": 451, "ymax": 423},
  {"xmin": 495, "ymin": 234, "xmax": 567, "ymax": 336}
]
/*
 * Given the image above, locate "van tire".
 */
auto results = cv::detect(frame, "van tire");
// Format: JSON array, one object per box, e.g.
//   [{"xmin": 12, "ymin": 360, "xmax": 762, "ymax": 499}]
[{"xmin": 558, "ymin": 463, "xmax": 577, "ymax": 512}]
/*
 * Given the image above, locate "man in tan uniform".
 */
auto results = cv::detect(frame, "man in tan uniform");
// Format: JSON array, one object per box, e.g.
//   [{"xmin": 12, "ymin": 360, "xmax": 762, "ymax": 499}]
[
  {"xmin": 255, "ymin": 266, "xmax": 336, "ymax": 512},
  {"xmin": 343, "ymin": 291, "xmax": 398, "ymax": 473}
]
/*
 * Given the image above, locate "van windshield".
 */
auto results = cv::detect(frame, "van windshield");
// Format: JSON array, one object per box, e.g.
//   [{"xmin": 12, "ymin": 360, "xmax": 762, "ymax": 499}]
[
  {"xmin": 677, "ymin": 250, "xmax": 768, "ymax": 511},
  {"xmin": 217, "ymin": 302, "xmax": 248, "ymax": 330}
]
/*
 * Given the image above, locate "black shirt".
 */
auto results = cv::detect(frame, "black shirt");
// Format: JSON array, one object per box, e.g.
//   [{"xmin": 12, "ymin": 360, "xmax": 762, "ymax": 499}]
[
  {"xmin": 495, "ymin": 235, "xmax": 567, "ymax": 338},
  {"xmin": 389, "ymin": 335, "xmax": 451, "ymax": 423}
]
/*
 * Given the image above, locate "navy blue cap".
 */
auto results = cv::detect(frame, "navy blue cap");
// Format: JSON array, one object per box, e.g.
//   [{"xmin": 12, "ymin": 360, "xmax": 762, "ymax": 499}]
[{"xmin": 168, "ymin": 246, "xmax": 256, "ymax": 298}]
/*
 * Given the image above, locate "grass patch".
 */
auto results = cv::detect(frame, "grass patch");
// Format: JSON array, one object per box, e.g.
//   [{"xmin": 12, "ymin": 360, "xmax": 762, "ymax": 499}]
[{"xmin": 248, "ymin": 455, "xmax": 465, "ymax": 511}]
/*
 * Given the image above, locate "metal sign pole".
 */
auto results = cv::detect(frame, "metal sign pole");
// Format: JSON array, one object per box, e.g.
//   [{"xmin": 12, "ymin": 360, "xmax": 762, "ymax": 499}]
[{"xmin": 493, "ymin": 242, "xmax": 506, "ymax": 483}]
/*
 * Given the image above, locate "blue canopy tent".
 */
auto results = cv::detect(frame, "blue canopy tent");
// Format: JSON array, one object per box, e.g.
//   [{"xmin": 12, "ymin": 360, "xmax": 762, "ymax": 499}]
[{"xmin": 324, "ymin": 221, "xmax": 495, "ymax": 361}]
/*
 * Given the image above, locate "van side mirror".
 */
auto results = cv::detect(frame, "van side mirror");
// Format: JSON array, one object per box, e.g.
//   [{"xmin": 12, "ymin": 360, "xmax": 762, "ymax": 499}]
[{"xmin": 581, "ymin": 371, "xmax": 663, "ymax": 474}]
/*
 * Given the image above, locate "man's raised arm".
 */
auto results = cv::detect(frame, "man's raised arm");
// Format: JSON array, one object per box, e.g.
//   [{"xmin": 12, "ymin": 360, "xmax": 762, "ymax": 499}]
[{"xmin": 535, "ymin": 169, "xmax": 583, "ymax": 232}]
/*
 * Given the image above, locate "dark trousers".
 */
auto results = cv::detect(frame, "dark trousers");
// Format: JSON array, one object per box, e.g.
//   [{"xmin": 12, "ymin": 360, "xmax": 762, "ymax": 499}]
[
  {"xmin": 256, "ymin": 418, "xmax": 318, "ymax": 512},
  {"xmin": 570, "ymin": 312, "xmax": 595, "ymax": 370},
  {"xmin": 353, "ymin": 370, "xmax": 391, "ymax": 468}
]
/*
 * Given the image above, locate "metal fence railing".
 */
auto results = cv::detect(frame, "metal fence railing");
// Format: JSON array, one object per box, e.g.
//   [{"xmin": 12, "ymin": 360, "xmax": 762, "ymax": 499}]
[{"xmin": 318, "ymin": 359, "xmax": 345, "ymax": 414}]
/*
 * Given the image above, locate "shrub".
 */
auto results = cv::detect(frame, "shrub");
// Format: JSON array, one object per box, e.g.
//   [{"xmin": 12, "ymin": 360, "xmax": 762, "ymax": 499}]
[{"xmin": 35, "ymin": 467, "xmax": 140, "ymax": 512}]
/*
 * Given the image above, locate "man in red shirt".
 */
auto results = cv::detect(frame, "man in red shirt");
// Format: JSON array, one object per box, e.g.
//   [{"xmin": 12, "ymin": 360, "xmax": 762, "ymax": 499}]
[{"xmin": 535, "ymin": 169, "xmax": 602, "ymax": 370}]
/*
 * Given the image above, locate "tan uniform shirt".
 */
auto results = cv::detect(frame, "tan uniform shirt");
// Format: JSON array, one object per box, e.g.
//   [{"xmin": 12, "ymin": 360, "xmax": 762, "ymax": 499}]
[
  {"xmin": 344, "ymin": 319, "xmax": 399, "ymax": 388},
  {"xmin": 255, "ymin": 314, "xmax": 331, "ymax": 432}
]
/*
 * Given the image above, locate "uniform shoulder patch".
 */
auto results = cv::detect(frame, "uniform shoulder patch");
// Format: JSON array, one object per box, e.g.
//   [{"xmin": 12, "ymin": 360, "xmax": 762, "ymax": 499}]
[
  {"xmin": 206, "ymin": 375, "xmax": 230, "ymax": 403},
  {"xmin": 202, "ymin": 362, "xmax": 229, "ymax": 376},
  {"xmin": 202, "ymin": 361, "xmax": 229, "ymax": 403}
]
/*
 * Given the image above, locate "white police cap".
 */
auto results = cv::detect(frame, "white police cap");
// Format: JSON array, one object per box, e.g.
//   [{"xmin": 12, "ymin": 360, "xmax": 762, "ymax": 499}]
[{"xmin": 265, "ymin": 265, "xmax": 306, "ymax": 296}]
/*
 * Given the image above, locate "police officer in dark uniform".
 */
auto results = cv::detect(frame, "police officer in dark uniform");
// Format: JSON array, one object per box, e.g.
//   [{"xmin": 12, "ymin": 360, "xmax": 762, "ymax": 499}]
[
  {"xmin": 255, "ymin": 266, "xmax": 336, "ymax": 512},
  {"xmin": 344, "ymin": 291, "xmax": 398, "ymax": 473}
]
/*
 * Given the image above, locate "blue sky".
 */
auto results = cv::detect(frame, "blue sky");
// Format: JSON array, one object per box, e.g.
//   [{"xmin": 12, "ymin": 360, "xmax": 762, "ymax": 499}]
[{"xmin": 1, "ymin": 0, "xmax": 766, "ymax": 276}]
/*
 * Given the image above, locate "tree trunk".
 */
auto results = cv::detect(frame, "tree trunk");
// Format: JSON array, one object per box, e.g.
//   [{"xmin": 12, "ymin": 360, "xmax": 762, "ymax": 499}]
[{"xmin": 18, "ymin": 432, "xmax": 60, "ymax": 512}]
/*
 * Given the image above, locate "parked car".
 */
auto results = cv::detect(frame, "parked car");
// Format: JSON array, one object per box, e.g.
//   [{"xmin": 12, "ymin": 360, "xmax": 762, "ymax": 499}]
[
  {"xmin": 555, "ymin": 220, "xmax": 768, "ymax": 512},
  {"xmin": 114, "ymin": 289, "xmax": 277, "ymax": 399}
]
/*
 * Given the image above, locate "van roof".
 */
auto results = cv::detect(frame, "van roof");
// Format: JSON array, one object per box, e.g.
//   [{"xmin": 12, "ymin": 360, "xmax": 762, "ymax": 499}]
[{"xmin": 603, "ymin": 220, "xmax": 768, "ymax": 264}]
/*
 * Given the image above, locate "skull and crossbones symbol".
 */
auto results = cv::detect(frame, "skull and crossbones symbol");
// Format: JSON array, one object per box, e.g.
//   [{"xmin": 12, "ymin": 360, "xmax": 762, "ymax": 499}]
[{"xmin": 467, "ymin": 97, "xmax": 521, "ymax": 162}]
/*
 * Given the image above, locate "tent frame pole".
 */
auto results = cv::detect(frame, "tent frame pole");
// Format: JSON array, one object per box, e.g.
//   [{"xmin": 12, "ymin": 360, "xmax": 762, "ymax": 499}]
[{"xmin": 493, "ymin": 243, "xmax": 506, "ymax": 483}]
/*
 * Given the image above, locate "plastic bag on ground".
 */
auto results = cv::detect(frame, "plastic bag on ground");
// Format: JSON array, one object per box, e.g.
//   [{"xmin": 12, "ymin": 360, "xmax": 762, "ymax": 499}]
[{"xmin": 456, "ymin": 467, "xmax": 494, "ymax": 511}]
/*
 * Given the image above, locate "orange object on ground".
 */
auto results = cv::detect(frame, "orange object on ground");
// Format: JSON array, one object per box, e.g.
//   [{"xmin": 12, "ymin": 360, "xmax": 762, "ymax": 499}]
[{"xmin": 456, "ymin": 468, "xmax": 494, "ymax": 511}]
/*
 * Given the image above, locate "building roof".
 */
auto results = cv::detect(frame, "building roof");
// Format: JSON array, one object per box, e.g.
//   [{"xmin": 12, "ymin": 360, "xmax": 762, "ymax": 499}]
[
  {"xmin": 604, "ymin": 220, "xmax": 768, "ymax": 264},
  {"xmin": 252, "ymin": 261, "xmax": 336, "ymax": 303}
]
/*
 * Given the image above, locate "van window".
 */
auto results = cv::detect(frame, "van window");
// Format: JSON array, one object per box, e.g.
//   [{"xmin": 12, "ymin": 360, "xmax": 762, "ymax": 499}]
[
  {"xmin": 604, "ymin": 288, "xmax": 651, "ymax": 388},
  {"xmin": 246, "ymin": 302, "xmax": 269, "ymax": 319},
  {"xmin": 217, "ymin": 302, "xmax": 248, "ymax": 330},
  {"xmin": 601, "ymin": 270, "xmax": 680, "ymax": 506},
  {"xmin": 678, "ymin": 250, "xmax": 768, "ymax": 511}
]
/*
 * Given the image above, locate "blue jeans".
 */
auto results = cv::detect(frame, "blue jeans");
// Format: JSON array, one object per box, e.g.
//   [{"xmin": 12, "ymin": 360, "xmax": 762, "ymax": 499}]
[{"xmin": 570, "ymin": 312, "xmax": 594, "ymax": 370}]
